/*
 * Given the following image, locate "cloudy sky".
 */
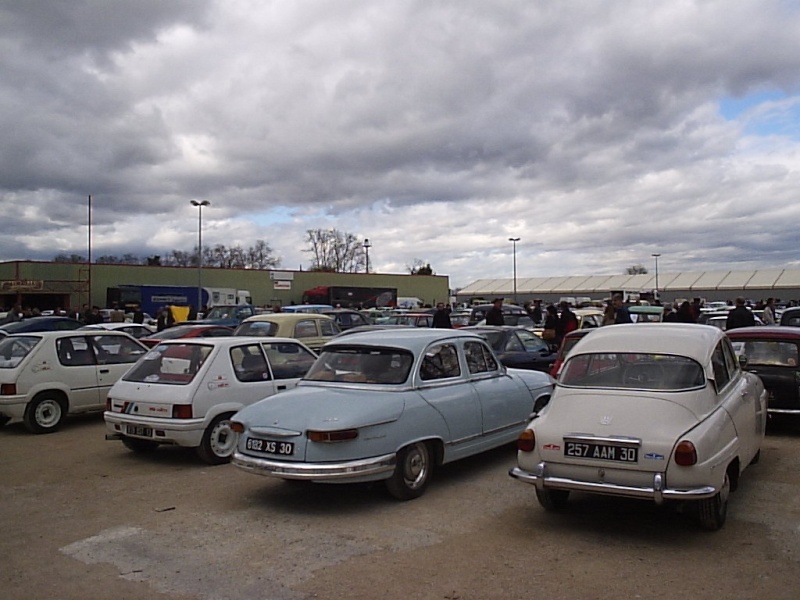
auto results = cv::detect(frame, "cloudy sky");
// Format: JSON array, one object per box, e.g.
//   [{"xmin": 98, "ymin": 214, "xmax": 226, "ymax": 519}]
[{"xmin": 2, "ymin": 0, "xmax": 800, "ymax": 289}]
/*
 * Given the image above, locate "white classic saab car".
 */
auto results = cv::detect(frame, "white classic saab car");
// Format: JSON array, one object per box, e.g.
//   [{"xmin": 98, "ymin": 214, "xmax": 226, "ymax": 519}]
[
  {"xmin": 104, "ymin": 337, "xmax": 317, "ymax": 464},
  {"xmin": 231, "ymin": 329, "xmax": 555, "ymax": 500},
  {"xmin": 509, "ymin": 323, "xmax": 767, "ymax": 530}
]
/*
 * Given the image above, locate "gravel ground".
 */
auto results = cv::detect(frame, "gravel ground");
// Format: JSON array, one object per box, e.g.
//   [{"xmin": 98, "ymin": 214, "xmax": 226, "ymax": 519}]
[{"xmin": 1, "ymin": 414, "xmax": 799, "ymax": 600}]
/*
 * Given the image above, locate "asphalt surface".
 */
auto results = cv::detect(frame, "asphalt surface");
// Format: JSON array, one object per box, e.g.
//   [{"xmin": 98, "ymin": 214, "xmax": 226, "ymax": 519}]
[{"xmin": 1, "ymin": 414, "xmax": 799, "ymax": 600}]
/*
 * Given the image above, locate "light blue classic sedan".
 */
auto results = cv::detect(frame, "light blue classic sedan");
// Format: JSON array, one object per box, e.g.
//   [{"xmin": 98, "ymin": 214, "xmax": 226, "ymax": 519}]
[{"xmin": 231, "ymin": 329, "xmax": 555, "ymax": 500}]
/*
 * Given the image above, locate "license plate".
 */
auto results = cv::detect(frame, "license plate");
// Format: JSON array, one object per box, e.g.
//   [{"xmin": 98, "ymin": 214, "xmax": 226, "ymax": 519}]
[
  {"xmin": 126, "ymin": 425, "xmax": 153, "ymax": 437},
  {"xmin": 245, "ymin": 437, "xmax": 294, "ymax": 456},
  {"xmin": 564, "ymin": 441, "xmax": 638, "ymax": 463}
]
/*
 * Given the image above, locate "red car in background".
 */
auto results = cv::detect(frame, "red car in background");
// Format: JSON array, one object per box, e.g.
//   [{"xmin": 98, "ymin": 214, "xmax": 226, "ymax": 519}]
[
  {"xmin": 548, "ymin": 329, "xmax": 594, "ymax": 377},
  {"xmin": 140, "ymin": 324, "xmax": 234, "ymax": 348}
]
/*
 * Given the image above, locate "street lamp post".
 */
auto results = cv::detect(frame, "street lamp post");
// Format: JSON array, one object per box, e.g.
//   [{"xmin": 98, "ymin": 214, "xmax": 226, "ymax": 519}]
[
  {"xmin": 363, "ymin": 238, "xmax": 371, "ymax": 274},
  {"xmin": 509, "ymin": 237, "xmax": 520, "ymax": 303},
  {"xmin": 652, "ymin": 253, "xmax": 661, "ymax": 302},
  {"xmin": 191, "ymin": 200, "xmax": 210, "ymax": 313}
]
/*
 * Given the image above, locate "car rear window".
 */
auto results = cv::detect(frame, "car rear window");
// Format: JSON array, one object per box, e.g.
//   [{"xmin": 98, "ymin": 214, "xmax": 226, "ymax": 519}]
[
  {"xmin": 560, "ymin": 353, "xmax": 705, "ymax": 391},
  {"xmin": 305, "ymin": 347, "xmax": 413, "ymax": 384},
  {"xmin": 0, "ymin": 336, "xmax": 40, "ymax": 368},
  {"xmin": 731, "ymin": 340, "xmax": 799, "ymax": 367},
  {"xmin": 123, "ymin": 343, "xmax": 213, "ymax": 385},
  {"xmin": 235, "ymin": 321, "xmax": 278, "ymax": 337}
]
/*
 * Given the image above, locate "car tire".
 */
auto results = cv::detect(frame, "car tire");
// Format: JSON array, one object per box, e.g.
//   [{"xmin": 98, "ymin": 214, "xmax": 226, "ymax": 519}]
[
  {"xmin": 697, "ymin": 472, "xmax": 730, "ymax": 531},
  {"xmin": 23, "ymin": 393, "xmax": 66, "ymax": 434},
  {"xmin": 121, "ymin": 437, "xmax": 159, "ymax": 453},
  {"xmin": 385, "ymin": 441, "xmax": 433, "ymax": 501},
  {"xmin": 535, "ymin": 487, "xmax": 570, "ymax": 511},
  {"xmin": 196, "ymin": 413, "xmax": 238, "ymax": 465}
]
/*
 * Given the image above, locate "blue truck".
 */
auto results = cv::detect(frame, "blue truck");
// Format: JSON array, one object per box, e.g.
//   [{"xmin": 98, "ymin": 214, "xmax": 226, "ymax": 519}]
[{"xmin": 106, "ymin": 285, "xmax": 252, "ymax": 318}]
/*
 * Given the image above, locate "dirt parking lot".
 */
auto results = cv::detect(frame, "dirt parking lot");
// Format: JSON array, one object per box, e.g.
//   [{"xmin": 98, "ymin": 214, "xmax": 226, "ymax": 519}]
[{"xmin": 1, "ymin": 415, "xmax": 799, "ymax": 600}]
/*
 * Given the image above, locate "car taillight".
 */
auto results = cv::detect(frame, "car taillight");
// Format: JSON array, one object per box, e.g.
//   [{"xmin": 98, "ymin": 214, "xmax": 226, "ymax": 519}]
[
  {"xmin": 674, "ymin": 440, "xmax": 697, "ymax": 466},
  {"xmin": 517, "ymin": 429, "xmax": 535, "ymax": 452},
  {"xmin": 106, "ymin": 397, "xmax": 112, "ymax": 411},
  {"xmin": 172, "ymin": 404, "xmax": 193, "ymax": 419},
  {"xmin": 307, "ymin": 429, "xmax": 358, "ymax": 443},
  {"xmin": 230, "ymin": 421, "xmax": 244, "ymax": 433},
  {"xmin": 1, "ymin": 383, "xmax": 17, "ymax": 395}
]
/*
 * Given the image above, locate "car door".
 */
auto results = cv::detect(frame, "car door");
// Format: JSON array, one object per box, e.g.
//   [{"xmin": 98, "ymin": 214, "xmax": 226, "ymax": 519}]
[
  {"xmin": 55, "ymin": 336, "xmax": 101, "ymax": 410},
  {"xmin": 416, "ymin": 342, "xmax": 482, "ymax": 452},
  {"xmin": 90, "ymin": 334, "xmax": 147, "ymax": 404},
  {"xmin": 713, "ymin": 340, "xmax": 761, "ymax": 462},
  {"xmin": 464, "ymin": 340, "xmax": 529, "ymax": 436},
  {"xmin": 261, "ymin": 341, "xmax": 317, "ymax": 391}
]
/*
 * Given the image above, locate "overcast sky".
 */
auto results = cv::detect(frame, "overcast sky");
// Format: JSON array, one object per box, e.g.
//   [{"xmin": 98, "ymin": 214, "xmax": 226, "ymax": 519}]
[{"xmin": 2, "ymin": 0, "xmax": 800, "ymax": 289}]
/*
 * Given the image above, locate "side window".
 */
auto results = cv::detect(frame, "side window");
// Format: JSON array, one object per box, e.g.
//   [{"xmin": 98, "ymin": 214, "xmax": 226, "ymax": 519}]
[
  {"xmin": 711, "ymin": 344, "xmax": 731, "ymax": 392},
  {"xmin": 294, "ymin": 320, "xmax": 318, "ymax": 338},
  {"xmin": 420, "ymin": 344, "xmax": 461, "ymax": 381},
  {"xmin": 464, "ymin": 341, "xmax": 499, "ymax": 375},
  {"xmin": 56, "ymin": 337, "xmax": 95, "ymax": 366},
  {"xmin": 319, "ymin": 319, "xmax": 338, "ymax": 336},
  {"xmin": 204, "ymin": 328, "xmax": 231, "ymax": 338},
  {"xmin": 231, "ymin": 345, "xmax": 271, "ymax": 382},
  {"xmin": 505, "ymin": 334, "xmax": 524, "ymax": 352},
  {"xmin": 722, "ymin": 339, "xmax": 739, "ymax": 378},
  {"xmin": 92, "ymin": 335, "xmax": 146, "ymax": 365},
  {"xmin": 262, "ymin": 342, "xmax": 317, "ymax": 379}
]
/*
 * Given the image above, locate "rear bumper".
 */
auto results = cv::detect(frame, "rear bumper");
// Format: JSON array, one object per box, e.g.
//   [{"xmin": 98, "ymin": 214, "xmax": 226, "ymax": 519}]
[
  {"xmin": 104, "ymin": 411, "xmax": 204, "ymax": 448},
  {"xmin": 0, "ymin": 396, "xmax": 28, "ymax": 419},
  {"xmin": 231, "ymin": 450, "xmax": 396, "ymax": 482},
  {"xmin": 509, "ymin": 461, "xmax": 717, "ymax": 504}
]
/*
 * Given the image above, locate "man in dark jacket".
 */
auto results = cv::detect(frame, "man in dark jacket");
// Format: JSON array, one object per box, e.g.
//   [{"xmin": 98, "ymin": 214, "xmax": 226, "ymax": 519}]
[
  {"xmin": 726, "ymin": 297, "xmax": 755, "ymax": 330},
  {"xmin": 485, "ymin": 298, "xmax": 505, "ymax": 325},
  {"xmin": 431, "ymin": 303, "xmax": 452, "ymax": 328}
]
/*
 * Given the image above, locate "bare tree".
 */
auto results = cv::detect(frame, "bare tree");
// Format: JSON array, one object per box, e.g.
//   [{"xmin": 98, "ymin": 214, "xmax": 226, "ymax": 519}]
[
  {"xmin": 246, "ymin": 240, "xmax": 280, "ymax": 270},
  {"xmin": 304, "ymin": 229, "xmax": 366, "ymax": 272},
  {"xmin": 407, "ymin": 259, "xmax": 434, "ymax": 275},
  {"xmin": 626, "ymin": 264, "xmax": 648, "ymax": 275}
]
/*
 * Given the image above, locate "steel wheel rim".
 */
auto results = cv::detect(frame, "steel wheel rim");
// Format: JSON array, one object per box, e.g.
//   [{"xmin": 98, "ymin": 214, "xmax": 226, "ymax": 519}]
[
  {"xmin": 209, "ymin": 419, "xmax": 236, "ymax": 457},
  {"xmin": 35, "ymin": 400, "xmax": 61, "ymax": 428},
  {"xmin": 402, "ymin": 443, "xmax": 429, "ymax": 490}
]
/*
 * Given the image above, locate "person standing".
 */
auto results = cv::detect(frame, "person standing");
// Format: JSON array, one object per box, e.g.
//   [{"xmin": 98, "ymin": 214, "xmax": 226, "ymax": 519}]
[
  {"xmin": 432, "ymin": 302, "xmax": 453, "ymax": 328},
  {"xmin": 529, "ymin": 299, "xmax": 543, "ymax": 325},
  {"xmin": 132, "ymin": 304, "xmax": 145, "ymax": 324},
  {"xmin": 674, "ymin": 301, "xmax": 696, "ymax": 323},
  {"xmin": 763, "ymin": 298, "xmax": 776, "ymax": 325},
  {"xmin": 612, "ymin": 294, "xmax": 632, "ymax": 324},
  {"xmin": 602, "ymin": 302, "xmax": 616, "ymax": 326},
  {"xmin": 556, "ymin": 301, "xmax": 579, "ymax": 348},
  {"xmin": 726, "ymin": 297, "xmax": 756, "ymax": 330},
  {"xmin": 485, "ymin": 298, "xmax": 505, "ymax": 325}
]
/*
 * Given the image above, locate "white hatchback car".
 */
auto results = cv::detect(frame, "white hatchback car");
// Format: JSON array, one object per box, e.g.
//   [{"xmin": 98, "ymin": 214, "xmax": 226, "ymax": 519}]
[
  {"xmin": 104, "ymin": 337, "xmax": 317, "ymax": 464},
  {"xmin": 0, "ymin": 331, "xmax": 148, "ymax": 433},
  {"xmin": 509, "ymin": 323, "xmax": 767, "ymax": 530}
]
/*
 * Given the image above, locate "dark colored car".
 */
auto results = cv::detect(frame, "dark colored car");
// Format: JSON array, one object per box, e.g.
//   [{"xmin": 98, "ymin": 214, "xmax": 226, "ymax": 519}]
[
  {"xmin": 727, "ymin": 326, "xmax": 800, "ymax": 418},
  {"xmin": 548, "ymin": 328, "xmax": 595, "ymax": 377},
  {"xmin": 464, "ymin": 326, "xmax": 556, "ymax": 372},
  {"xmin": 321, "ymin": 309, "xmax": 371, "ymax": 331},
  {"xmin": 140, "ymin": 324, "xmax": 234, "ymax": 348},
  {"xmin": 468, "ymin": 304, "xmax": 529, "ymax": 326},
  {"xmin": 0, "ymin": 316, "xmax": 84, "ymax": 334},
  {"xmin": 780, "ymin": 307, "xmax": 800, "ymax": 327}
]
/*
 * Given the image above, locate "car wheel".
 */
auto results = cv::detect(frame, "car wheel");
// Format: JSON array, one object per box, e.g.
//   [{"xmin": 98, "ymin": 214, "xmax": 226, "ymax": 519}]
[
  {"xmin": 0, "ymin": 416, "xmax": 10, "ymax": 428},
  {"xmin": 23, "ymin": 393, "xmax": 65, "ymax": 434},
  {"xmin": 697, "ymin": 472, "xmax": 730, "ymax": 531},
  {"xmin": 535, "ymin": 487, "xmax": 570, "ymax": 511},
  {"xmin": 385, "ymin": 441, "xmax": 433, "ymax": 501},
  {"xmin": 121, "ymin": 436, "xmax": 159, "ymax": 453},
  {"xmin": 749, "ymin": 449, "xmax": 761, "ymax": 465},
  {"xmin": 196, "ymin": 413, "xmax": 238, "ymax": 465}
]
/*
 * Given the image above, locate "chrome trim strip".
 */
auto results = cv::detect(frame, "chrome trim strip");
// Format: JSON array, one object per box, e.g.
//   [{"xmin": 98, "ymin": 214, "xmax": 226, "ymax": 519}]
[
  {"xmin": 562, "ymin": 434, "xmax": 642, "ymax": 448},
  {"xmin": 509, "ymin": 462, "xmax": 717, "ymax": 505},
  {"xmin": 768, "ymin": 408, "xmax": 800, "ymax": 415},
  {"xmin": 231, "ymin": 451, "xmax": 396, "ymax": 480}
]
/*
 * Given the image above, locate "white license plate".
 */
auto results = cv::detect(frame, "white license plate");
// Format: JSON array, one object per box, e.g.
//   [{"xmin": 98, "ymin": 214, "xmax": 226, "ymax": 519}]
[
  {"xmin": 245, "ymin": 437, "xmax": 294, "ymax": 456},
  {"xmin": 126, "ymin": 425, "xmax": 153, "ymax": 437}
]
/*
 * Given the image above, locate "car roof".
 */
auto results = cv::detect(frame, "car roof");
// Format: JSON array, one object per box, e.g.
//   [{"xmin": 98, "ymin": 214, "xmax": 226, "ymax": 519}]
[
  {"xmin": 6, "ymin": 330, "xmax": 140, "ymax": 340},
  {"xmin": 242, "ymin": 313, "xmax": 335, "ymax": 323},
  {"xmin": 568, "ymin": 323, "xmax": 724, "ymax": 363},
  {"xmin": 628, "ymin": 305, "xmax": 666, "ymax": 315},
  {"xmin": 325, "ymin": 328, "xmax": 486, "ymax": 351},
  {"xmin": 726, "ymin": 326, "xmax": 800, "ymax": 340},
  {"xmin": 150, "ymin": 336, "xmax": 301, "ymax": 347}
]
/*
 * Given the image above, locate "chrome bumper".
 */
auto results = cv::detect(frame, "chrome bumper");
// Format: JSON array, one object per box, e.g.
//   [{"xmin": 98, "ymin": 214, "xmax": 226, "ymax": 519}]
[
  {"xmin": 509, "ymin": 462, "xmax": 717, "ymax": 505},
  {"xmin": 231, "ymin": 450, "xmax": 397, "ymax": 481}
]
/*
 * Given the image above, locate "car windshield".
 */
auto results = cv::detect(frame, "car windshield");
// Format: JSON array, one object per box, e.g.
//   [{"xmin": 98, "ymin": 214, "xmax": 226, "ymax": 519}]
[
  {"xmin": 560, "ymin": 352, "xmax": 705, "ymax": 391},
  {"xmin": 305, "ymin": 347, "xmax": 414, "ymax": 384},
  {"xmin": 0, "ymin": 335, "xmax": 40, "ymax": 368},
  {"xmin": 731, "ymin": 340, "xmax": 799, "ymax": 367},
  {"xmin": 123, "ymin": 343, "xmax": 214, "ymax": 385}
]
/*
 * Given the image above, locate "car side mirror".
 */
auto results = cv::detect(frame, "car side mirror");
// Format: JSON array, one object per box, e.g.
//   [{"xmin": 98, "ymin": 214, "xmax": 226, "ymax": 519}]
[{"xmin": 738, "ymin": 354, "xmax": 748, "ymax": 368}]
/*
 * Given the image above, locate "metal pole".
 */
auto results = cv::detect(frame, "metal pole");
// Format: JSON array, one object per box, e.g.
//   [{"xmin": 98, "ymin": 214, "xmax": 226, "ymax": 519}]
[
  {"xmin": 191, "ymin": 200, "xmax": 210, "ymax": 312},
  {"xmin": 363, "ymin": 238, "xmax": 371, "ymax": 274},
  {"xmin": 509, "ymin": 237, "xmax": 520, "ymax": 303},
  {"xmin": 651, "ymin": 253, "xmax": 661, "ymax": 300}
]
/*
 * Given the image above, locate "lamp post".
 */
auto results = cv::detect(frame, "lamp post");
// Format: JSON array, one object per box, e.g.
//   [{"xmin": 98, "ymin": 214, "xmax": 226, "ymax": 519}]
[
  {"xmin": 652, "ymin": 253, "xmax": 661, "ymax": 302},
  {"xmin": 363, "ymin": 238, "xmax": 371, "ymax": 274},
  {"xmin": 509, "ymin": 237, "xmax": 520, "ymax": 303},
  {"xmin": 191, "ymin": 200, "xmax": 210, "ymax": 313}
]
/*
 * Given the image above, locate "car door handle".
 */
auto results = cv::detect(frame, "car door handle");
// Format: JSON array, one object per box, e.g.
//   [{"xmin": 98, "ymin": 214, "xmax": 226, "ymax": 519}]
[
  {"xmin": 277, "ymin": 385, "xmax": 287, "ymax": 390},
  {"xmin": 100, "ymin": 369, "xmax": 110, "ymax": 374}
]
